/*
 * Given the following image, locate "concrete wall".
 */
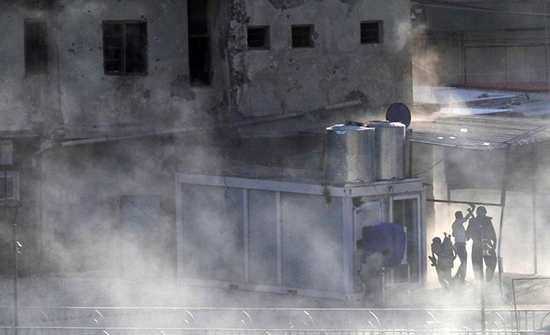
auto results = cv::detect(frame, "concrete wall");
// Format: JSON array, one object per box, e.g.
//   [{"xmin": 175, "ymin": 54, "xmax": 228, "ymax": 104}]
[
  {"xmin": 0, "ymin": 2, "xmax": 62, "ymax": 135},
  {"xmin": 414, "ymin": 30, "xmax": 550, "ymax": 85},
  {"xmin": 413, "ymin": 32, "xmax": 464, "ymax": 86},
  {"xmin": 0, "ymin": 139, "xmax": 42, "ymax": 275},
  {"xmin": 419, "ymin": 3, "xmax": 548, "ymax": 33},
  {"xmin": 55, "ymin": 0, "xmax": 225, "ymax": 128},
  {"xmin": 2, "ymin": 0, "xmax": 413, "ymax": 132},
  {"xmin": 413, "ymin": 3, "xmax": 550, "ymax": 86},
  {"xmin": 464, "ymin": 31, "xmax": 549, "ymax": 84},
  {"xmin": 231, "ymin": 0, "xmax": 413, "ymax": 117},
  {"xmin": 39, "ymin": 134, "xmax": 227, "ymax": 274}
]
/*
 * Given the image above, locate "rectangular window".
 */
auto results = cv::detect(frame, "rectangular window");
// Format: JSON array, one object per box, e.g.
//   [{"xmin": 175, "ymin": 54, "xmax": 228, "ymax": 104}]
[
  {"xmin": 361, "ymin": 21, "xmax": 383, "ymax": 44},
  {"xmin": 0, "ymin": 140, "xmax": 13, "ymax": 166},
  {"xmin": 0, "ymin": 171, "xmax": 19, "ymax": 205},
  {"xmin": 248, "ymin": 26, "xmax": 270, "ymax": 50},
  {"xmin": 103, "ymin": 21, "xmax": 147, "ymax": 75},
  {"xmin": 25, "ymin": 20, "xmax": 48, "ymax": 74},
  {"xmin": 188, "ymin": 0, "xmax": 211, "ymax": 86},
  {"xmin": 292, "ymin": 25, "xmax": 314, "ymax": 48}
]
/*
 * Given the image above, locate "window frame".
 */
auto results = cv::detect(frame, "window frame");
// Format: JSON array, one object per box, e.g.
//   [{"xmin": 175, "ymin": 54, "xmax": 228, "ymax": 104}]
[
  {"xmin": 102, "ymin": 20, "xmax": 148, "ymax": 76},
  {"xmin": 360, "ymin": 20, "xmax": 383, "ymax": 45},
  {"xmin": 24, "ymin": 19, "xmax": 49, "ymax": 75},
  {"xmin": 187, "ymin": 0, "xmax": 212, "ymax": 87},
  {"xmin": 0, "ymin": 171, "xmax": 20, "ymax": 206},
  {"xmin": 247, "ymin": 26, "xmax": 271, "ymax": 50},
  {"xmin": 291, "ymin": 24, "xmax": 315, "ymax": 49}
]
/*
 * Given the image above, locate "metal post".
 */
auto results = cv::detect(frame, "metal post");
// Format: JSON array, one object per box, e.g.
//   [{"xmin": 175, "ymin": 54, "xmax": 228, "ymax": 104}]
[
  {"xmin": 512, "ymin": 279, "xmax": 519, "ymax": 331},
  {"xmin": 427, "ymin": 199, "xmax": 502, "ymax": 207},
  {"xmin": 531, "ymin": 145, "xmax": 538, "ymax": 275},
  {"xmin": 276, "ymin": 192, "xmax": 282, "ymax": 287},
  {"xmin": 533, "ymin": 192, "xmax": 538, "ymax": 275},
  {"xmin": 382, "ymin": 271, "xmax": 386, "ymax": 305},
  {"xmin": 4, "ymin": 170, "xmax": 19, "ymax": 335},
  {"xmin": 497, "ymin": 144, "xmax": 511, "ymax": 295},
  {"xmin": 13, "ymin": 208, "xmax": 19, "ymax": 335},
  {"xmin": 480, "ymin": 224, "xmax": 486, "ymax": 335},
  {"xmin": 243, "ymin": 188, "xmax": 250, "ymax": 284},
  {"xmin": 407, "ymin": 133, "xmax": 413, "ymax": 178},
  {"xmin": 447, "ymin": 188, "xmax": 451, "ymax": 233}
]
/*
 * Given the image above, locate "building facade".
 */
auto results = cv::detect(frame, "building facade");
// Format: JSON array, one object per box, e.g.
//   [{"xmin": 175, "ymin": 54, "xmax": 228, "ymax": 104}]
[
  {"xmin": 412, "ymin": 1, "xmax": 550, "ymax": 87},
  {"xmin": 0, "ymin": 0, "xmax": 413, "ymax": 276}
]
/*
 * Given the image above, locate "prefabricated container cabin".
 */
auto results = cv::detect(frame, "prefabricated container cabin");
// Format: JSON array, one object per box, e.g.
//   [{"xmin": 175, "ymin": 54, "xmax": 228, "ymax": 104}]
[{"xmin": 176, "ymin": 168, "xmax": 427, "ymax": 300}]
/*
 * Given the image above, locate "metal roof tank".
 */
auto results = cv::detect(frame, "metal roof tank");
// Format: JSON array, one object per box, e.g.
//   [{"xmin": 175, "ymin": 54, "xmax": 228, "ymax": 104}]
[
  {"xmin": 367, "ymin": 121, "xmax": 406, "ymax": 180},
  {"xmin": 325, "ymin": 122, "xmax": 375, "ymax": 185}
]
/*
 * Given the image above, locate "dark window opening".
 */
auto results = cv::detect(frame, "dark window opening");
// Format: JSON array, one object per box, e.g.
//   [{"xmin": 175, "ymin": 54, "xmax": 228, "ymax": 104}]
[
  {"xmin": 103, "ymin": 21, "xmax": 147, "ymax": 75},
  {"xmin": 292, "ymin": 25, "xmax": 314, "ymax": 48},
  {"xmin": 188, "ymin": 0, "xmax": 211, "ymax": 86},
  {"xmin": 25, "ymin": 20, "xmax": 48, "ymax": 75},
  {"xmin": 0, "ymin": 172, "xmax": 19, "ymax": 203},
  {"xmin": 361, "ymin": 21, "xmax": 382, "ymax": 44},
  {"xmin": 248, "ymin": 26, "xmax": 270, "ymax": 50}
]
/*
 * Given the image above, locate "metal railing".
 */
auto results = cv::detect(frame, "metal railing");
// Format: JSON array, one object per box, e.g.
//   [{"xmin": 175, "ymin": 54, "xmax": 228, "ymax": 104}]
[
  {"xmin": 1, "ymin": 308, "xmax": 550, "ymax": 332},
  {"xmin": 1, "ymin": 327, "xmax": 550, "ymax": 335}
]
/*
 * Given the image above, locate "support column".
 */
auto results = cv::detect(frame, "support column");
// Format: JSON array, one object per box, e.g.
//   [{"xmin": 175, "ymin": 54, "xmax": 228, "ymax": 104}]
[
  {"xmin": 243, "ymin": 189, "xmax": 250, "ymax": 283},
  {"xmin": 276, "ymin": 192, "xmax": 282, "ymax": 287},
  {"xmin": 531, "ymin": 145, "xmax": 538, "ymax": 275},
  {"xmin": 497, "ymin": 144, "xmax": 511, "ymax": 294},
  {"xmin": 342, "ymin": 193, "xmax": 355, "ymax": 299}
]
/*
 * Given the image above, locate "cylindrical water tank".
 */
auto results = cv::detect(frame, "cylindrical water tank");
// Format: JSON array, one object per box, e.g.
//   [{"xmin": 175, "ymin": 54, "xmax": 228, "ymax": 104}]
[
  {"xmin": 325, "ymin": 122, "xmax": 375, "ymax": 185},
  {"xmin": 367, "ymin": 121, "xmax": 406, "ymax": 180}
]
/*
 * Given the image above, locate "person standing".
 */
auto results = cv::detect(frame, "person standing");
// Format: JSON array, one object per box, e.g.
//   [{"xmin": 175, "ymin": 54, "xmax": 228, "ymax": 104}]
[
  {"xmin": 359, "ymin": 249, "xmax": 389, "ymax": 306},
  {"xmin": 466, "ymin": 206, "xmax": 497, "ymax": 282},
  {"xmin": 452, "ymin": 205, "xmax": 475, "ymax": 283},
  {"xmin": 429, "ymin": 235, "xmax": 455, "ymax": 290}
]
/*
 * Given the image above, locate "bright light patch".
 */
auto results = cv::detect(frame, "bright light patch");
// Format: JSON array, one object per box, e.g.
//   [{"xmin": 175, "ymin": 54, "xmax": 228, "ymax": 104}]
[{"xmin": 460, "ymin": 128, "xmax": 468, "ymax": 133}]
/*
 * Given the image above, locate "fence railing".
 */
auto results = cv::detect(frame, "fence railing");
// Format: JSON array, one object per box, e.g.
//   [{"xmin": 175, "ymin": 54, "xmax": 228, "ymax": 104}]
[
  {"xmin": 0, "ymin": 308, "xmax": 549, "ymax": 333},
  {"xmin": 1, "ymin": 327, "xmax": 550, "ymax": 335}
]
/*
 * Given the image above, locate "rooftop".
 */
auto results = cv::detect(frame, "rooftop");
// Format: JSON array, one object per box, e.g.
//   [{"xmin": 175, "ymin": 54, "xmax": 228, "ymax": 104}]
[{"xmin": 410, "ymin": 114, "xmax": 550, "ymax": 150}]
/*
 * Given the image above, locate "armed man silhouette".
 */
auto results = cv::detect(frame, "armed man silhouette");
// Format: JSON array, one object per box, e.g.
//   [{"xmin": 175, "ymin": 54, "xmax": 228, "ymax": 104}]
[{"xmin": 466, "ymin": 206, "xmax": 497, "ymax": 282}]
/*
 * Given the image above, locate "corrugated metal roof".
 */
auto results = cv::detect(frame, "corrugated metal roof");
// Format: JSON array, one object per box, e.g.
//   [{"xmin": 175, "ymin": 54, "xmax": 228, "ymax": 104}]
[{"xmin": 410, "ymin": 115, "xmax": 550, "ymax": 150}]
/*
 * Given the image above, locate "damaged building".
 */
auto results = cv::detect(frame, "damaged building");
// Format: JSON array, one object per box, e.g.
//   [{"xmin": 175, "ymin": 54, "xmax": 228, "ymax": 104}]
[{"xmin": 0, "ymin": 0, "xmax": 413, "ymax": 282}]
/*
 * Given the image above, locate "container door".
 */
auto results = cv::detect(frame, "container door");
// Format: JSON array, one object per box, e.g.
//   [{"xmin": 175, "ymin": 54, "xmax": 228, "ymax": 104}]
[
  {"xmin": 390, "ymin": 195, "xmax": 422, "ymax": 283},
  {"xmin": 352, "ymin": 199, "xmax": 383, "ymax": 292}
]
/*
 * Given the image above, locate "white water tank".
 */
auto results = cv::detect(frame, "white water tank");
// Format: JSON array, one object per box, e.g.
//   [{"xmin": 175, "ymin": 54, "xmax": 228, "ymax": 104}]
[
  {"xmin": 367, "ymin": 121, "xmax": 406, "ymax": 180},
  {"xmin": 325, "ymin": 122, "xmax": 376, "ymax": 185}
]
